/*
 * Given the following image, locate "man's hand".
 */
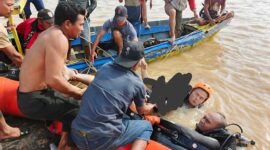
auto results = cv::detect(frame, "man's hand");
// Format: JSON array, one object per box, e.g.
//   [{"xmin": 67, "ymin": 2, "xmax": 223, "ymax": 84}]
[
  {"xmin": 3, "ymin": 46, "xmax": 23, "ymax": 67},
  {"xmin": 140, "ymin": 58, "xmax": 147, "ymax": 70},
  {"xmin": 10, "ymin": 52, "xmax": 23, "ymax": 67},
  {"xmin": 85, "ymin": 9, "xmax": 89, "ymax": 18},
  {"xmin": 144, "ymin": 103, "xmax": 157, "ymax": 115},
  {"xmin": 6, "ymin": 22, "xmax": 16, "ymax": 32},
  {"xmin": 139, "ymin": 58, "xmax": 149, "ymax": 79},
  {"xmin": 145, "ymin": 115, "xmax": 160, "ymax": 125},
  {"xmin": 68, "ymin": 69, "xmax": 79, "ymax": 81},
  {"xmin": 75, "ymin": 87, "xmax": 87, "ymax": 99},
  {"xmin": 210, "ymin": 19, "xmax": 216, "ymax": 26},
  {"xmin": 90, "ymin": 52, "xmax": 97, "ymax": 63},
  {"xmin": 193, "ymin": 10, "xmax": 199, "ymax": 19}
]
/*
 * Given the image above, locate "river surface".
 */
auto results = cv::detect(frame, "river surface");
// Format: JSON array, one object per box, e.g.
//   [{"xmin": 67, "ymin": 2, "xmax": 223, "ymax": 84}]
[{"xmin": 3, "ymin": 0, "xmax": 270, "ymax": 149}]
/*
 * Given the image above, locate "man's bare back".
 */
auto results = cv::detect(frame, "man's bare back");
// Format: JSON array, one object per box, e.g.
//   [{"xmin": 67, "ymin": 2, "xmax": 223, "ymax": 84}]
[{"xmin": 19, "ymin": 26, "xmax": 83, "ymax": 99}]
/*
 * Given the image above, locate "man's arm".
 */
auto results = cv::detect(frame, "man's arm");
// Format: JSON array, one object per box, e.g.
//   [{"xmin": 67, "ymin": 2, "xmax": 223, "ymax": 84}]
[
  {"xmin": 188, "ymin": 0, "xmax": 198, "ymax": 18},
  {"xmin": 63, "ymin": 66, "xmax": 94, "ymax": 85},
  {"xmin": 45, "ymin": 35, "xmax": 84, "ymax": 99},
  {"xmin": 220, "ymin": 0, "xmax": 226, "ymax": 15},
  {"xmin": 75, "ymin": 74, "xmax": 95, "ymax": 85},
  {"xmin": 133, "ymin": 80, "xmax": 155, "ymax": 115},
  {"xmin": 0, "ymin": 46, "xmax": 23, "ymax": 66},
  {"xmin": 204, "ymin": 0, "xmax": 215, "ymax": 25},
  {"xmin": 90, "ymin": 29, "xmax": 106, "ymax": 62},
  {"xmin": 140, "ymin": 58, "xmax": 149, "ymax": 79},
  {"xmin": 132, "ymin": 37, "xmax": 139, "ymax": 42},
  {"xmin": 63, "ymin": 65, "xmax": 78, "ymax": 80},
  {"xmin": 137, "ymin": 102, "xmax": 156, "ymax": 115},
  {"xmin": 0, "ymin": 26, "xmax": 23, "ymax": 66}
]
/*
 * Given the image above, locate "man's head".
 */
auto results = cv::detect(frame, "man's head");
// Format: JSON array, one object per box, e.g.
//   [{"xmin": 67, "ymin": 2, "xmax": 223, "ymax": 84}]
[
  {"xmin": 196, "ymin": 112, "xmax": 227, "ymax": 132},
  {"xmin": 188, "ymin": 82, "xmax": 213, "ymax": 107},
  {"xmin": 54, "ymin": 1, "xmax": 85, "ymax": 39},
  {"xmin": 37, "ymin": 9, "xmax": 54, "ymax": 30},
  {"xmin": 114, "ymin": 41, "xmax": 145, "ymax": 70},
  {"xmin": 0, "ymin": 0, "xmax": 15, "ymax": 17},
  {"xmin": 114, "ymin": 5, "xmax": 128, "ymax": 28}
]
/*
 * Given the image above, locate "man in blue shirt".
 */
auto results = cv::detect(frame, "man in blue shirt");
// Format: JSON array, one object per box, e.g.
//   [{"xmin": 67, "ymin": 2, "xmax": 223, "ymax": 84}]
[
  {"xmin": 71, "ymin": 41, "xmax": 156, "ymax": 150},
  {"xmin": 90, "ymin": 5, "xmax": 138, "ymax": 63}
]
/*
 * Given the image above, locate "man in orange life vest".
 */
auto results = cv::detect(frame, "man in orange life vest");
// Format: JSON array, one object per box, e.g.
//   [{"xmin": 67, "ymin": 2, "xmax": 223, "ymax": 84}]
[{"xmin": 17, "ymin": 9, "xmax": 54, "ymax": 52}]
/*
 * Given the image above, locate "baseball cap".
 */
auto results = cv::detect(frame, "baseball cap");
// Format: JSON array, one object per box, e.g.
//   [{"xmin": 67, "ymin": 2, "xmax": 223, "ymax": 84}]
[
  {"xmin": 37, "ymin": 9, "xmax": 54, "ymax": 23},
  {"xmin": 114, "ymin": 41, "xmax": 145, "ymax": 68},
  {"xmin": 114, "ymin": 5, "xmax": 128, "ymax": 22}
]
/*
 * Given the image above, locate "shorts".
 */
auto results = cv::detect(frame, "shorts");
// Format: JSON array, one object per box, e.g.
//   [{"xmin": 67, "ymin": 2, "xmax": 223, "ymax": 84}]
[
  {"xmin": 165, "ymin": 3, "xmax": 183, "ymax": 32},
  {"xmin": 126, "ymin": 5, "xmax": 141, "ymax": 37},
  {"xmin": 17, "ymin": 88, "xmax": 79, "ymax": 132},
  {"xmin": 71, "ymin": 119, "xmax": 153, "ymax": 150}
]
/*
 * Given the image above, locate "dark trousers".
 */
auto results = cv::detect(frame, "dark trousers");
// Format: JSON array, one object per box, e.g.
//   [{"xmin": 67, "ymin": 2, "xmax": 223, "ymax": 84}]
[
  {"xmin": 24, "ymin": 0, "xmax": 45, "ymax": 19},
  {"xmin": 17, "ymin": 88, "xmax": 79, "ymax": 132}
]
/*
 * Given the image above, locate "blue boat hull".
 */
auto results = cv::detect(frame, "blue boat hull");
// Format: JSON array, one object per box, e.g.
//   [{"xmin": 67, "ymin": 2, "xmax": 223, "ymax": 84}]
[{"xmin": 67, "ymin": 18, "xmax": 232, "ymax": 71}]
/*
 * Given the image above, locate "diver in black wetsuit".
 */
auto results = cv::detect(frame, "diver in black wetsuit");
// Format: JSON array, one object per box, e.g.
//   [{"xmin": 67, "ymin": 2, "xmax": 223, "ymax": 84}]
[{"xmin": 143, "ymin": 112, "xmax": 255, "ymax": 150}]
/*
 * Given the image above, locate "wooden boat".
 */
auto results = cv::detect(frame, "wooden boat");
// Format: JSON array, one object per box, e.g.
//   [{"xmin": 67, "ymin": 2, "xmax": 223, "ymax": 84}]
[{"xmin": 67, "ymin": 18, "xmax": 232, "ymax": 72}]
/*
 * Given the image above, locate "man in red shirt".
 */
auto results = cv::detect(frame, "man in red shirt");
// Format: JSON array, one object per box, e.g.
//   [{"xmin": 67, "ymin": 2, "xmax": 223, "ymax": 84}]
[{"xmin": 17, "ymin": 9, "xmax": 53, "ymax": 52}]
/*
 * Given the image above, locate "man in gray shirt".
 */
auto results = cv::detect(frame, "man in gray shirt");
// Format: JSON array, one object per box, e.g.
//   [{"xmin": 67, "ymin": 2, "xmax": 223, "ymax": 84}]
[{"xmin": 91, "ymin": 5, "xmax": 138, "ymax": 63}]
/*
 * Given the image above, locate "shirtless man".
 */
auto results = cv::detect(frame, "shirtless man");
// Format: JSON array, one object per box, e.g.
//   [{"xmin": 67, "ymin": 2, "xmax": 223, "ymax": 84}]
[
  {"xmin": 197, "ymin": 0, "xmax": 234, "ymax": 26},
  {"xmin": 18, "ymin": 1, "xmax": 90, "ymax": 149}
]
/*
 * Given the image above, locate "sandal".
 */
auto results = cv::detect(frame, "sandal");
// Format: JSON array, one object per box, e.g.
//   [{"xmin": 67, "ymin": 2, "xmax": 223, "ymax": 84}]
[{"xmin": 0, "ymin": 127, "xmax": 30, "ymax": 143}]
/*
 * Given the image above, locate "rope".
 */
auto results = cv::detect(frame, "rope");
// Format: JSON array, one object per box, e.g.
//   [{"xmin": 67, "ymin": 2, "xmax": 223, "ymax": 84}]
[
  {"xmin": 76, "ymin": 17, "xmax": 99, "ymax": 73},
  {"xmin": 78, "ymin": 35, "xmax": 115, "ymax": 61}
]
